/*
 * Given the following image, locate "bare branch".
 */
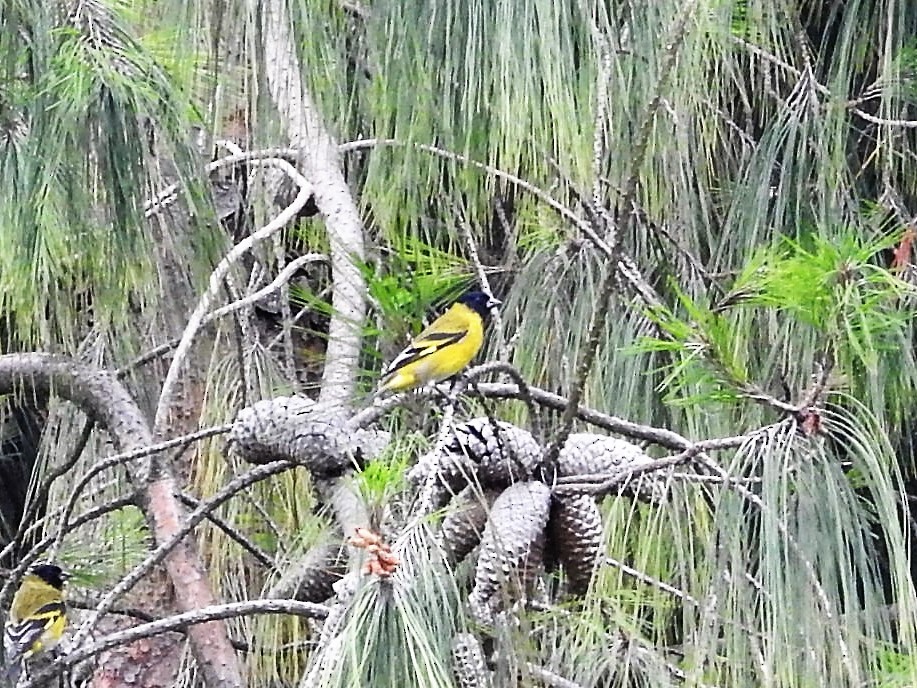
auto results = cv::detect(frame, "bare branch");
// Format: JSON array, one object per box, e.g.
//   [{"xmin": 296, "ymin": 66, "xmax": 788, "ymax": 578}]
[
  {"xmin": 4, "ymin": 418, "xmax": 94, "ymax": 561},
  {"xmin": 415, "ymin": 395, "xmax": 458, "ymax": 516},
  {"xmin": 541, "ymin": 3, "xmax": 699, "ymax": 469},
  {"xmin": 467, "ymin": 361, "xmax": 543, "ymax": 440},
  {"xmin": 731, "ymin": 35, "xmax": 917, "ymax": 128},
  {"xmin": 208, "ymin": 253, "xmax": 327, "ymax": 321},
  {"xmin": 176, "ymin": 492, "xmax": 275, "ymax": 569},
  {"xmin": 153, "ymin": 157, "xmax": 313, "ymax": 434},
  {"xmin": 605, "ymin": 556, "xmax": 700, "ymax": 607},
  {"xmin": 525, "ymin": 664, "xmax": 585, "ymax": 688},
  {"xmin": 52, "ymin": 424, "xmax": 231, "ymax": 553},
  {"xmin": 2, "ymin": 495, "xmax": 136, "ymax": 604},
  {"xmin": 471, "ymin": 380, "xmax": 690, "ymax": 450}
]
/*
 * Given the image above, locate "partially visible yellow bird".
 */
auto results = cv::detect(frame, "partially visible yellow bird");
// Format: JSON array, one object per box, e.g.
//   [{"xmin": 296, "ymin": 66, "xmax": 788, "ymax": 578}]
[
  {"xmin": 379, "ymin": 291, "xmax": 501, "ymax": 393},
  {"xmin": 3, "ymin": 563, "xmax": 68, "ymax": 681}
]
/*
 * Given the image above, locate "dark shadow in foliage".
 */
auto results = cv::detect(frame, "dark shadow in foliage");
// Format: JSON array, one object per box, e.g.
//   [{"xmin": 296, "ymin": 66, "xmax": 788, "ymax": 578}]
[{"xmin": 0, "ymin": 398, "xmax": 48, "ymax": 566}]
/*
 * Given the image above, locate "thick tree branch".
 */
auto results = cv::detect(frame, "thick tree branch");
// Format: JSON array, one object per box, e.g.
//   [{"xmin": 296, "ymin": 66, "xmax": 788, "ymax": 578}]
[{"xmin": 258, "ymin": 0, "xmax": 367, "ymax": 410}]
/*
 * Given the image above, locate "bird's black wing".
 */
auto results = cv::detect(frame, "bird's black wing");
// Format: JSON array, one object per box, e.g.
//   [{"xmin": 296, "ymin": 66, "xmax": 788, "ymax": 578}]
[
  {"xmin": 382, "ymin": 330, "xmax": 466, "ymax": 376},
  {"xmin": 4, "ymin": 601, "xmax": 65, "ymax": 659}
]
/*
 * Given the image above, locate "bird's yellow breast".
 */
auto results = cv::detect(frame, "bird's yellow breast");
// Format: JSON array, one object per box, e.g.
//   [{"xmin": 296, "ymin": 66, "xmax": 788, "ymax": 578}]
[{"xmin": 27, "ymin": 613, "xmax": 65, "ymax": 657}]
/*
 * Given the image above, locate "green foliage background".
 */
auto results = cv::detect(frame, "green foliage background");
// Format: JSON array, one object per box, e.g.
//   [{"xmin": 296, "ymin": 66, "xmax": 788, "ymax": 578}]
[{"xmin": 3, "ymin": 0, "xmax": 917, "ymax": 686}]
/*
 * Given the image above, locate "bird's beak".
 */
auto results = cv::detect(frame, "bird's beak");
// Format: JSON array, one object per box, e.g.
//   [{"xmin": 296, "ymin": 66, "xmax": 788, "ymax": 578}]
[{"xmin": 486, "ymin": 297, "xmax": 502, "ymax": 309}]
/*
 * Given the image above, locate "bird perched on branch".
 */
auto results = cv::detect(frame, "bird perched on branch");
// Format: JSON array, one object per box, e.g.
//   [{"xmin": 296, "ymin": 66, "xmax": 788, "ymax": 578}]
[
  {"xmin": 3, "ymin": 563, "xmax": 68, "ymax": 681},
  {"xmin": 379, "ymin": 290, "xmax": 501, "ymax": 393}
]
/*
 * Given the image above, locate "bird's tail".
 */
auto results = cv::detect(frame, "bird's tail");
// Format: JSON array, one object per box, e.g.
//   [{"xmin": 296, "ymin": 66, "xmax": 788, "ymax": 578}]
[{"xmin": 2, "ymin": 657, "xmax": 22, "ymax": 684}]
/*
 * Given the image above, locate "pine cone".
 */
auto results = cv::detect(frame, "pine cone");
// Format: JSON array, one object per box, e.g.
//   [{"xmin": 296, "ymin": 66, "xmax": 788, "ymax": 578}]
[
  {"xmin": 453, "ymin": 420, "xmax": 541, "ymax": 486},
  {"xmin": 440, "ymin": 487, "xmax": 500, "ymax": 565},
  {"xmin": 554, "ymin": 434, "xmax": 665, "ymax": 502},
  {"xmin": 408, "ymin": 419, "xmax": 541, "ymax": 493},
  {"xmin": 451, "ymin": 632, "xmax": 492, "ymax": 688},
  {"xmin": 469, "ymin": 481, "xmax": 552, "ymax": 624},
  {"xmin": 266, "ymin": 541, "xmax": 347, "ymax": 602},
  {"xmin": 547, "ymin": 493, "xmax": 603, "ymax": 595},
  {"xmin": 231, "ymin": 396, "xmax": 389, "ymax": 476}
]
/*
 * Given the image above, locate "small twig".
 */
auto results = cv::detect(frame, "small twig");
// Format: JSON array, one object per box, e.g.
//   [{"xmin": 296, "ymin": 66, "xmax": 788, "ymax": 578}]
[
  {"xmin": 731, "ymin": 35, "xmax": 917, "ymax": 129},
  {"xmin": 0, "ymin": 495, "xmax": 136, "ymax": 605},
  {"xmin": 526, "ymin": 664, "xmax": 585, "ymax": 688},
  {"xmin": 492, "ymin": 197, "xmax": 519, "ymax": 279},
  {"xmin": 591, "ymin": 34, "xmax": 613, "ymax": 216},
  {"xmin": 544, "ymin": 162, "xmax": 663, "ymax": 315},
  {"xmin": 225, "ymin": 267, "xmax": 259, "ymax": 402},
  {"xmin": 116, "ymin": 254, "xmax": 326, "ymax": 383},
  {"xmin": 144, "ymin": 148, "xmax": 301, "ymax": 217},
  {"xmin": 456, "ymin": 214, "xmax": 507, "ymax": 360},
  {"xmin": 116, "ymin": 339, "xmax": 179, "ymax": 376},
  {"xmin": 650, "ymin": 220, "xmax": 722, "ymax": 294},
  {"xmin": 415, "ymin": 391, "xmax": 459, "ymax": 516},
  {"xmin": 53, "ymin": 425, "xmax": 232, "ymax": 555},
  {"xmin": 552, "ymin": 455, "xmax": 682, "ymax": 497},
  {"xmin": 272, "ymin": 233, "xmax": 296, "ymax": 381},
  {"xmin": 605, "ymin": 556, "xmax": 699, "ymax": 606},
  {"xmin": 465, "ymin": 361, "xmax": 543, "ymax": 440},
  {"xmin": 540, "ymin": 260, "xmax": 618, "ymax": 467},
  {"xmin": 542, "ymin": 4, "xmax": 698, "ymax": 469},
  {"xmin": 265, "ymin": 285, "xmax": 333, "ymax": 351},
  {"xmin": 239, "ymin": 489, "xmax": 285, "ymax": 545},
  {"xmin": 66, "ymin": 595, "xmax": 159, "ymax": 623},
  {"xmin": 208, "ymin": 253, "xmax": 327, "ymax": 321},
  {"xmin": 700, "ymin": 339, "xmax": 834, "ymax": 421},
  {"xmin": 176, "ymin": 493, "xmax": 275, "ymax": 568},
  {"xmin": 540, "ymin": 553, "xmax": 762, "ymax": 647},
  {"xmin": 667, "ymin": 471, "xmax": 762, "ymax": 485},
  {"xmin": 616, "ymin": 0, "xmax": 700, "ymax": 253},
  {"xmin": 798, "ymin": 348, "xmax": 834, "ymax": 410},
  {"xmin": 7, "ymin": 418, "xmax": 94, "ymax": 558},
  {"xmin": 67, "ymin": 594, "xmax": 264, "ymax": 653},
  {"xmin": 342, "ymin": 138, "xmax": 597, "ymax": 248}
]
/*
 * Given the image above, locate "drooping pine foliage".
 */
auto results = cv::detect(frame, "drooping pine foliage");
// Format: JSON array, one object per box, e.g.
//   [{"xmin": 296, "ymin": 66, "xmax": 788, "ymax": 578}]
[{"xmin": 0, "ymin": 0, "xmax": 209, "ymax": 349}]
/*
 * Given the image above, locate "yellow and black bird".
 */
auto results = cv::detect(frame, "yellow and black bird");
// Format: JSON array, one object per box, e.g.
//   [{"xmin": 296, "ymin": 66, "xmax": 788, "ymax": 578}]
[
  {"xmin": 3, "ymin": 563, "xmax": 68, "ymax": 681},
  {"xmin": 379, "ymin": 290, "xmax": 501, "ymax": 393}
]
